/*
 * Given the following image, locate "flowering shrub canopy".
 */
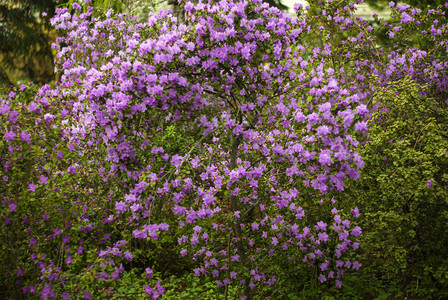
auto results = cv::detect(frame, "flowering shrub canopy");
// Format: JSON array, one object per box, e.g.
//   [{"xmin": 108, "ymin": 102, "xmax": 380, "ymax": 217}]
[{"xmin": 1, "ymin": 0, "xmax": 448, "ymax": 298}]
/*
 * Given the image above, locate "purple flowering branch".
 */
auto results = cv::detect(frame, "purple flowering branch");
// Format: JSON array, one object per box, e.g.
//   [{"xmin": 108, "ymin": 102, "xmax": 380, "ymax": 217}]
[{"xmin": 3, "ymin": 0, "xmax": 447, "ymax": 298}]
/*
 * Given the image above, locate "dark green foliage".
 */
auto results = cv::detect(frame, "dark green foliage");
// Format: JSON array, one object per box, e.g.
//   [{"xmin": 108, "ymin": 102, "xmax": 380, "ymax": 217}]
[
  {"xmin": 0, "ymin": 0, "xmax": 65, "ymax": 85},
  {"xmin": 0, "ymin": 0, "xmax": 153, "ymax": 86},
  {"xmin": 338, "ymin": 77, "xmax": 448, "ymax": 298}
]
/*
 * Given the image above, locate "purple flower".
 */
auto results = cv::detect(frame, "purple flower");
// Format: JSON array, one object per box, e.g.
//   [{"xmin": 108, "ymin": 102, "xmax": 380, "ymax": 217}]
[
  {"xmin": 355, "ymin": 121, "xmax": 368, "ymax": 132},
  {"xmin": 345, "ymin": 260, "xmax": 352, "ymax": 268},
  {"xmin": 100, "ymin": 271, "xmax": 109, "ymax": 280},
  {"xmin": 115, "ymin": 201, "xmax": 127, "ymax": 213},
  {"xmin": 185, "ymin": 1, "xmax": 195, "ymax": 12},
  {"xmin": 9, "ymin": 203, "xmax": 17, "ymax": 212},
  {"xmin": 318, "ymin": 232, "xmax": 329, "ymax": 243},
  {"xmin": 310, "ymin": 77, "xmax": 320, "ymax": 86},
  {"xmin": 5, "ymin": 131, "xmax": 15, "ymax": 141},
  {"xmin": 124, "ymin": 193, "xmax": 137, "ymax": 203},
  {"xmin": 40, "ymin": 285, "xmax": 55, "ymax": 299},
  {"xmin": 427, "ymin": 180, "xmax": 432, "ymax": 187},
  {"xmin": 155, "ymin": 280, "xmax": 165, "ymax": 295},
  {"xmin": 111, "ymin": 270, "xmax": 120, "ymax": 280},
  {"xmin": 144, "ymin": 285, "xmax": 154, "ymax": 295},
  {"xmin": 356, "ymin": 104, "xmax": 369, "ymax": 116},
  {"xmin": 318, "ymin": 274, "xmax": 326, "ymax": 283},
  {"xmin": 28, "ymin": 183, "xmax": 36, "ymax": 192},
  {"xmin": 20, "ymin": 131, "xmax": 31, "ymax": 143},
  {"xmin": 28, "ymin": 102, "xmax": 38, "ymax": 112},
  {"xmin": 0, "ymin": 105, "xmax": 10, "ymax": 114},
  {"xmin": 186, "ymin": 212, "xmax": 197, "ymax": 224},
  {"xmin": 124, "ymin": 251, "xmax": 133, "ymax": 261},
  {"xmin": 249, "ymin": 281, "xmax": 255, "ymax": 289},
  {"xmin": 318, "ymin": 150, "xmax": 333, "ymax": 165},
  {"xmin": 39, "ymin": 176, "xmax": 48, "ymax": 185},
  {"xmin": 320, "ymin": 261, "xmax": 329, "ymax": 271},
  {"xmin": 351, "ymin": 207, "xmax": 360, "ymax": 218},
  {"xmin": 334, "ymin": 214, "xmax": 341, "ymax": 224},
  {"xmin": 130, "ymin": 203, "xmax": 142, "ymax": 212},
  {"xmin": 72, "ymin": 2, "xmax": 81, "ymax": 10},
  {"xmin": 339, "ymin": 231, "xmax": 349, "ymax": 241},
  {"xmin": 351, "ymin": 226, "xmax": 362, "ymax": 237},
  {"xmin": 251, "ymin": 222, "xmax": 259, "ymax": 231},
  {"xmin": 145, "ymin": 267, "xmax": 153, "ymax": 279},
  {"xmin": 307, "ymin": 113, "xmax": 320, "ymax": 125},
  {"xmin": 315, "ymin": 221, "xmax": 327, "ymax": 231},
  {"xmin": 133, "ymin": 229, "xmax": 147, "ymax": 239},
  {"xmin": 317, "ymin": 125, "xmax": 331, "ymax": 136},
  {"xmin": 401, "ymin": 12, "xmax": 414, "ymax": 24},
  {"xmin": 8, "ymin": 110, "xmax": 19, "ymax": 122},
  {"xmin": 171, "ymin": 154, "xmax": 183, "ymax": 167},
  {"xmin": 67, "ymin": 166, "xmax": 77, "ymax": 174},
  {"xmin": 327, "ymin": 78, "xmax": 338, "ymax": 89}
]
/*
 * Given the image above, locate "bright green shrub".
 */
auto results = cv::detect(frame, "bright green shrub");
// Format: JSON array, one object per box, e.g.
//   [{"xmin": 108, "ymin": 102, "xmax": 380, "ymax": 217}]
[{"xmin": 339, "ymin": 77, "xmax": 448, "ymax": 298}]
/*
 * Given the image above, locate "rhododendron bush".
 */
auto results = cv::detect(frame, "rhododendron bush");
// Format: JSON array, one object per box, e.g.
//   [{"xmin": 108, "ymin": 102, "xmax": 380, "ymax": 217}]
[{"xmin": 1, "ymin": 0, "xmax": 448, "ymax": 298}]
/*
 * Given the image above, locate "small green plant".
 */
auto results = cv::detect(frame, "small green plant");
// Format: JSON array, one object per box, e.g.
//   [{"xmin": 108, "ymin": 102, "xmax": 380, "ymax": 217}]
[{"xmin": 162, "ymin": 273, "xmax": 240, "ymax": 299}]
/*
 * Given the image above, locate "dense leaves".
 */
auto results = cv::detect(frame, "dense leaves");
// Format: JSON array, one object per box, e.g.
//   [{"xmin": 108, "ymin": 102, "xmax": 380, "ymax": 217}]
[
  {"xmin": 1, "ymin": 0, "xmax": 448, "ymax": 299},
  {"xmin": 0, "ymin": 0, "xmax": 63, "ymax": 86},
  {"xmin": 339, "ymin": 77, "xmax": 448, "ymax": 298}
]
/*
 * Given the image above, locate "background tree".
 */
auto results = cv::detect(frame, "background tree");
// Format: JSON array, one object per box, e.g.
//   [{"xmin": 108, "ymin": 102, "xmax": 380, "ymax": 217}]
[{"xmin": 0, "ymin": 0, "xmax": 65, "ymax": 89}]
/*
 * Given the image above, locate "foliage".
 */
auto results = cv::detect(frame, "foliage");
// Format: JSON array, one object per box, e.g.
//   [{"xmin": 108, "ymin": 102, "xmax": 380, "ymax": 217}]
[
  {"xmin": 338, "ymin": 77, "xmax": 448, "ymax": 298},
  {"xmin": 0, "ymin": 0, "xmax": 64, "ymax": 85},
  {"xmin": 365, "ymin": 0, "xmax": 447, "ymax": 10},
  {"xmin": 1, "ymin": 0, "xmax": 448, "ymax": 299}
]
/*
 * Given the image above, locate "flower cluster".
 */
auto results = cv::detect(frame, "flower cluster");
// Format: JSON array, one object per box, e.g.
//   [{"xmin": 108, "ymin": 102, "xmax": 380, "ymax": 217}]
[{"xmin": 2, "ymin": 0, "xmax": 448, "ymax": 298}]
